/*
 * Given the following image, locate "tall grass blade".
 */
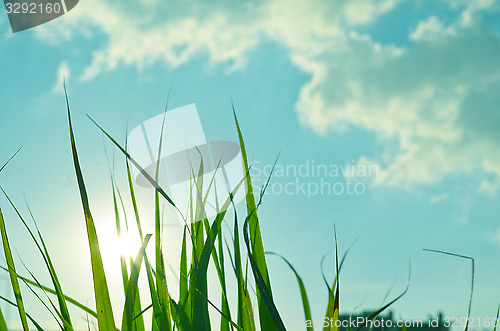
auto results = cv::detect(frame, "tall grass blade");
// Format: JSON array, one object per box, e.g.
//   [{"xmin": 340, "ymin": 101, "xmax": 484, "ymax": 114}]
[
  {"xmin": 233, "ymin": 105, "xmax": 278, "ymax": 330},
  {"xmin": 153, "ymin": 110, "xmax": 173, "ymax": 331},
  {"xmin": 65, "ymin": 85, "xmax": 116, "ymax": 331},
  {"xmin": 0, "ymin": 207, "xmax": 29, "ymax": 331},
  {"xmin": 124, "ymin": 154, "xmax": 161, "ymax": 330}
]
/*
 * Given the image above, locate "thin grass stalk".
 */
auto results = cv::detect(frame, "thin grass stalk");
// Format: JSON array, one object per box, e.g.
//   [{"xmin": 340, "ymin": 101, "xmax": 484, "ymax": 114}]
[
  {"xmin": 65, "ymin": 85, "xmax": 116, "ymax": 331},
  {"xmin": 0, "ymin": 207, "xmax": 29, "ymax": 331}
]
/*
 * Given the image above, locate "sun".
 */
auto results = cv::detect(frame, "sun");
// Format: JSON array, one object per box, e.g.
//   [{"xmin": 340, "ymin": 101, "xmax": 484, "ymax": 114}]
[{"xmin": 98, "ymin": 225, "xmax": 143, "ymax": 262}]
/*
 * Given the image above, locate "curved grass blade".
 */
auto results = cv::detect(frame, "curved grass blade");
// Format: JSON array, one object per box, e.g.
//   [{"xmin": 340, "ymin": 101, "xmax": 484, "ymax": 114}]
[
  {"xmin": 65, "ymin": 85, "xmax": 116, "ymax": 331},
  {"xmin": 0, "ymin": 207, "xmax": 29, "ymax": 331},
  {"xmin": 267, "ymin": 252, "xmax": 313, "ymax": 331},
  {"xmin": 354, "ymin": 261, "xmax": 411, "ymax": 331},
  {"xmin": 423, "ymin": 249, "xmax": 473, "ymax": 331},
  {"xmin": 242, "ymin": 215, "xmax": 286, "ymax": 331}
]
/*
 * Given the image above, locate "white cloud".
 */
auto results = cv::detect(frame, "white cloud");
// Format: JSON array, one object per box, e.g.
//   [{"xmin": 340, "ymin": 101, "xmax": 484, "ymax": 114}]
[
  {"xmin": 41, "ymin": 0, "xmax": 500, "ymax": 188},
  {"xmin": 410, "ymin": 16, "xmax": 456, "ymax": 43},
  {"xmin": 291, "ymin": 13, "xmax": 500, "ymax": 187}
]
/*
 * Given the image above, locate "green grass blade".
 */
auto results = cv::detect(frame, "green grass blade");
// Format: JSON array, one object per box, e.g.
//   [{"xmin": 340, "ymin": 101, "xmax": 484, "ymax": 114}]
[
  {"xmin": 0, "ymin": 207, "xmax": 29, "ymax": 331},
  {"xmin": 143, "ymin": 257, "xmax": 162, "ymax": 331},
  {"xmin": 242, "ymin": 215, "xmax": 286, "ymax": 331},
  {"xmin": 0, "ymin": 306, "xmax": 8, "ymax": 331},
  {"xmin": 109, "ymin": 177, "xmax": 130, "ymax": 295},
  {"xmin": 0, "ymin": 189, "xmax": 74, "ymax": 330},
  {"xmin": 267, "ymin": 252, "xmax": 313, "ymax": 331},
  {"xmin": 0, "ymin": 295, "xmax": 44, "ymax": 331},
  {"xmin": 217, "ymin": 215, "xmax": 230, "ymax": 331},
  {"xmin": 178, "ymin": 225, "xmax": 193, "ymax": 330},
  {"xmin": 233, "ymin": 209, "xmax": 255, "ymax": 331},
  {"xmin": 192, "ymin": 173, "xmax": 245, "ymax": 331},
  {"xmin": 332, "ymin": 228, "xmax": 340, "ymax": 331},
  {"xmin": 121, "ymin": 234, "xmax": 152, "ymax": 331},
  {"xmin": 0, "ymin": 147, "xmax": 22, "ymax": 174},
  {"xmin": 129, "ymin": 255, "xmax": 146, "ymax": 331},
  {"xmin": 233, "ymin": 105, "xmax": 278, "ymax": 330},
  {"xmin": 65, "ymin": 85, "xmax": 116, "ymax": 331},
  {"xmin": 190, "ymin": 159, "xmax": 211, "ymax": 331},
  {"xmin": 18, "ymin": 262, "xmax": 64, "ymax": 330},
  {"xmin": 354, "ymin": 261, "xmax": 411, "ymax": 331},
  {"xmin": 153, "ymin": 112, "xmax": 173, "ymax": 331},
  {"xmin": 125, "ymin": 157, "xmax": 144, "ymax": 241},
  {"xmin": 87, "ymin": 114, "xmax": 176, "ymax": 208},
  {"xmin": 494, "ymin": 304, "xmax": 499, "ymax": 331},
  {"xmin": 321, "ymin": 238, "xmax": 357, "ymax": 331},
  {"xmin": 0, "ymin": 265, "xmax": 97, "ymax": 318}
]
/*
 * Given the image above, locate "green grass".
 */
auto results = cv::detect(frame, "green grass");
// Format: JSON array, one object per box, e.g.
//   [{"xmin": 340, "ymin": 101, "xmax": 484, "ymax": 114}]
[{"xmin": 0, "ymin": 90, "xmax": 410, "ymax": 331}]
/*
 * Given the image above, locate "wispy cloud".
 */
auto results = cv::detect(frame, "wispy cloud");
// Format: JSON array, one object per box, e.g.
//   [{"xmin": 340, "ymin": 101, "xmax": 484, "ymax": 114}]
[{"xmin": 40, "ymin": 0, "xmax": 500, "ymax": 189}]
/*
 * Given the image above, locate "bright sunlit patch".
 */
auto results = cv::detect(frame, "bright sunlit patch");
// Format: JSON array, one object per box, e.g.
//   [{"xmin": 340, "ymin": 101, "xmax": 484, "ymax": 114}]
[{"xmin": 99, "ymin": 224, "xmax": 143, "ymax": 262}]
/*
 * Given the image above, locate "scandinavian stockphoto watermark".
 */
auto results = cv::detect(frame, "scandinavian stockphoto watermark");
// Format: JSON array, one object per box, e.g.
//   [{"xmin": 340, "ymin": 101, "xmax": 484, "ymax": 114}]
[
  {"xmin": 3, "ymin": 0, "xmax": 79, "ymax": 33},
  {"xmin": 251, "ymin": 159, "xmax": 378, "ymax": 199}
]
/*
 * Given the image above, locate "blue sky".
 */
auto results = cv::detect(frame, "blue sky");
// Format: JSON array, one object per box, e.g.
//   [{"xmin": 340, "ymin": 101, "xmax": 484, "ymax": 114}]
[{"xmin": 1, "ymin": 0, "xmax": 500, "ymax": 329}]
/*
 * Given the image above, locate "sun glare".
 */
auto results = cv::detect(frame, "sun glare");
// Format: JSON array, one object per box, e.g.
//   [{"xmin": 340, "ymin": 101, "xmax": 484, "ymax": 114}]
[{"xmin": 99, "ymin": 225, "xmax": 143, "ymax": 262}]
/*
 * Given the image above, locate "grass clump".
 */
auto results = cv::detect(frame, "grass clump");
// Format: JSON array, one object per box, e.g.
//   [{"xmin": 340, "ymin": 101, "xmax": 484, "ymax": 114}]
[{"xmin": 0, "ymin": 89, "xmax": 408, "ymax": 331}]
